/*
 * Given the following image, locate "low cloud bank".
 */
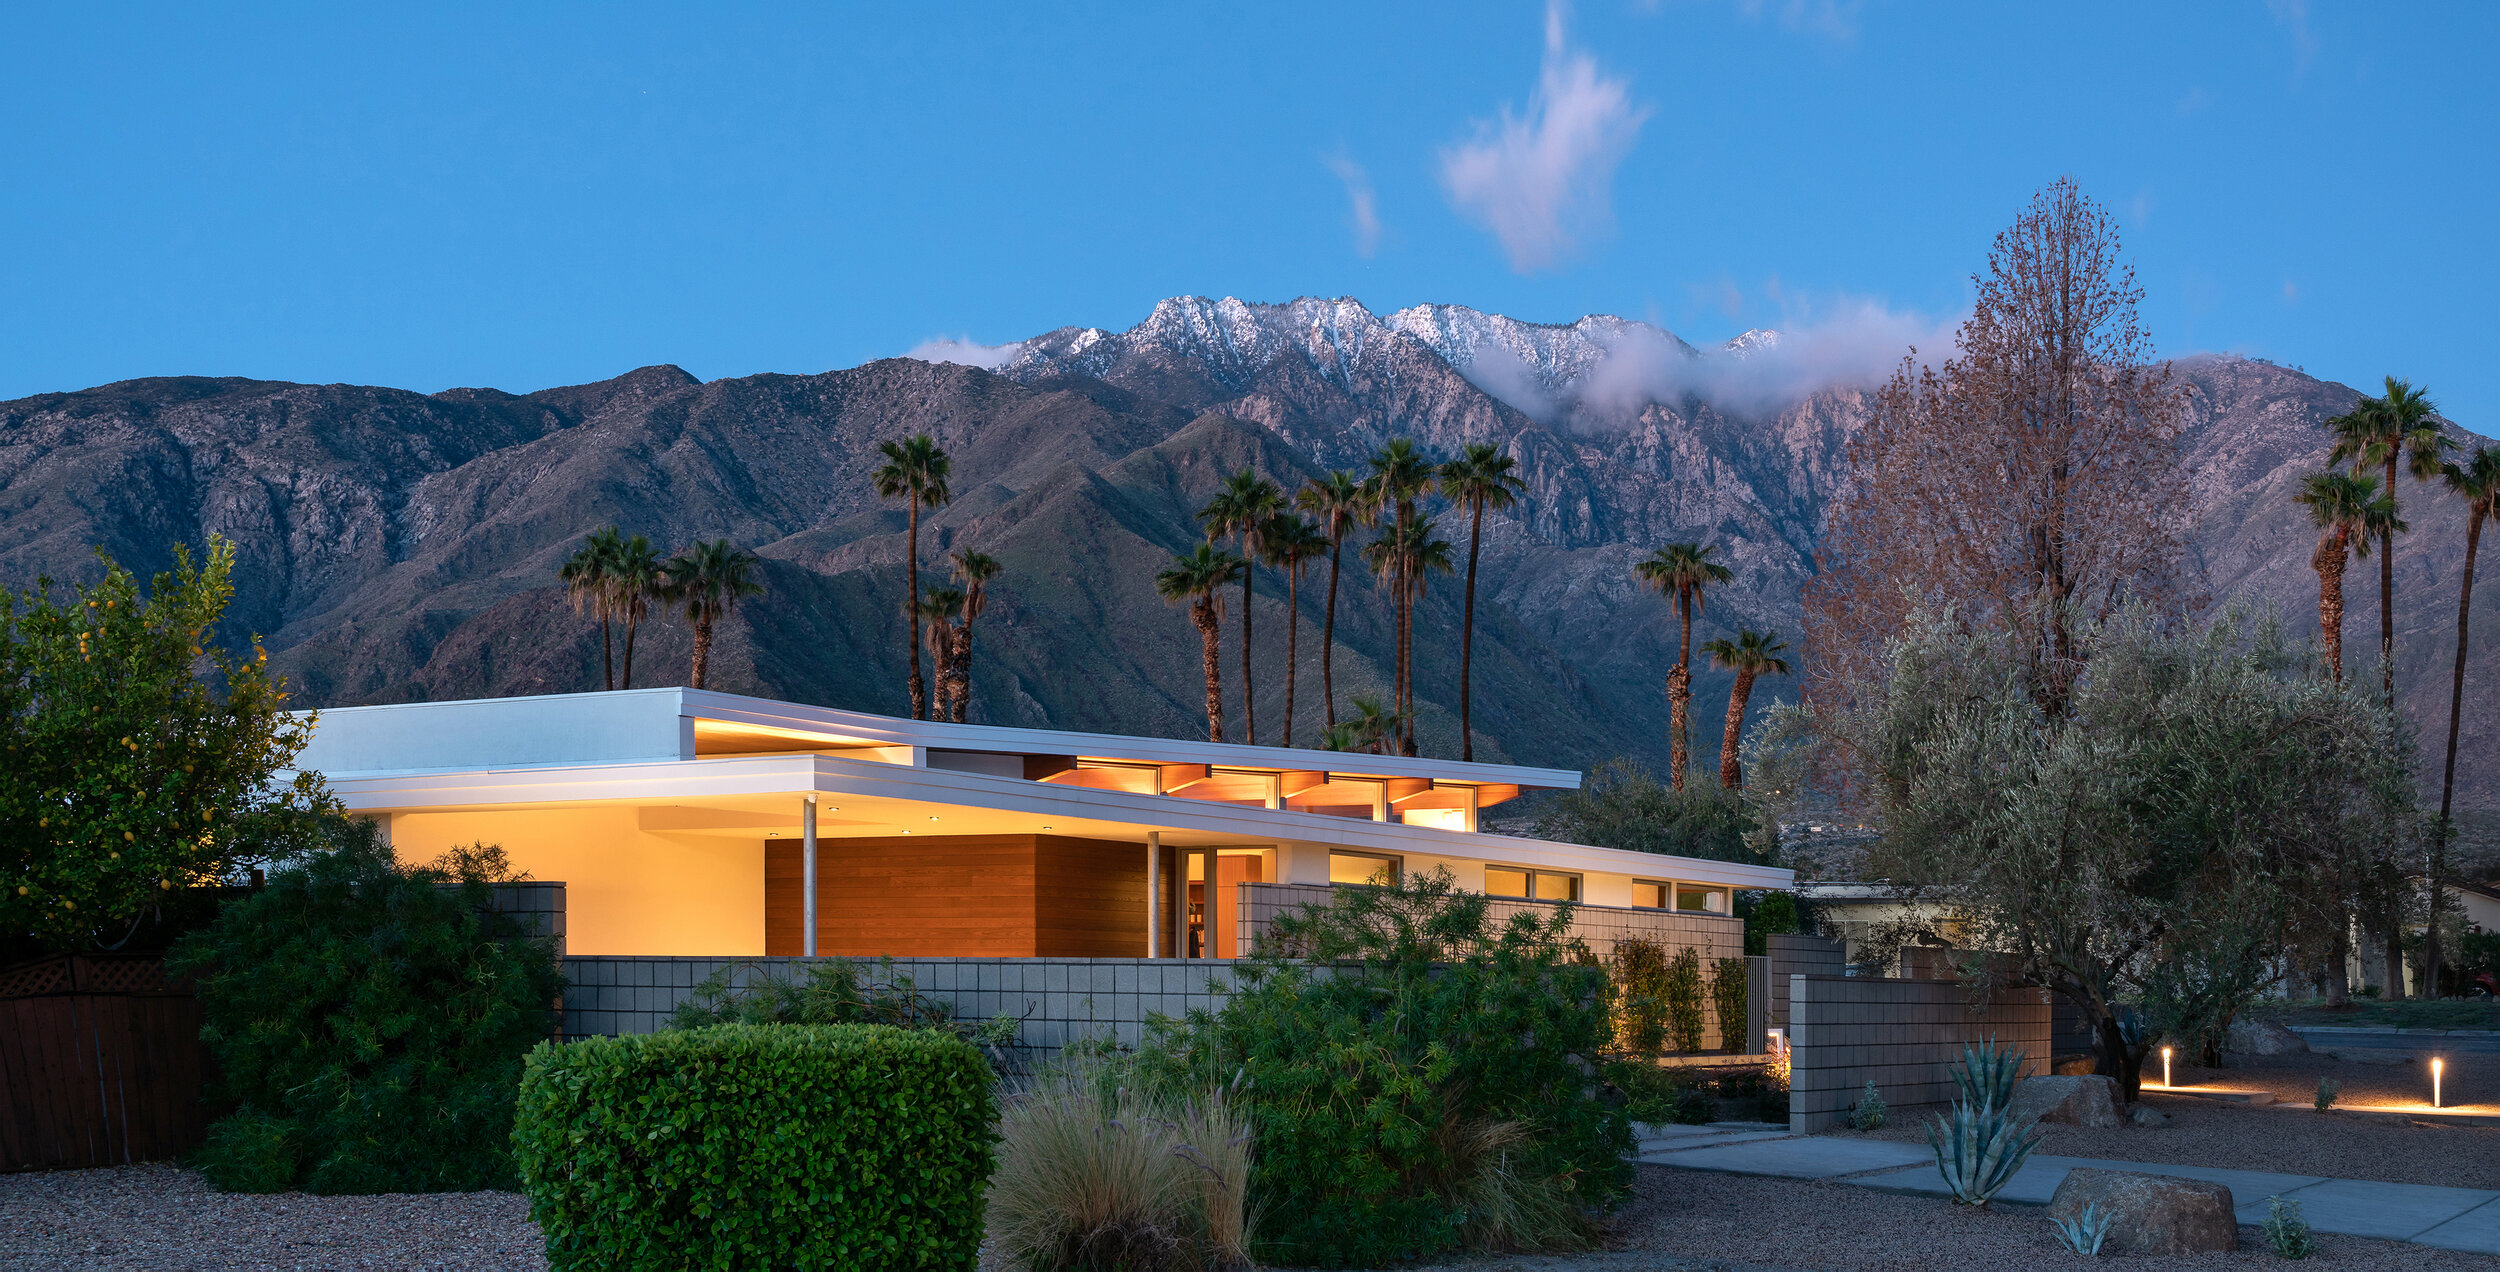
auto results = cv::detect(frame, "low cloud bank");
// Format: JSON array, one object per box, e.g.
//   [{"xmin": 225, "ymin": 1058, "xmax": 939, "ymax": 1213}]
[{"xmin": 903, "ymin": 337, "xmax": 1025, "ymax": 371}]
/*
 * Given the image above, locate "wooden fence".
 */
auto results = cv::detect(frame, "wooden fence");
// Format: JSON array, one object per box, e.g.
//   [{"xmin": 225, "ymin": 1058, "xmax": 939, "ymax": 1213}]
[{"xmin": 0, "ymin": 954, "xmax": 211, "ymax": 1171}]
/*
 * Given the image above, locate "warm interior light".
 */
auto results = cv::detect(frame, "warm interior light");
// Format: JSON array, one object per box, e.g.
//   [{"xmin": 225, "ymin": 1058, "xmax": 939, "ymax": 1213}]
[
  {"xmin": 2161, "ymin": 1046, "xmax": 2172, "ymax": 1089},
  {"xmin": 929, "ymin": 816, "xmax": 940, "ymax": 821},
  {"xmin": 2433, "ymin": 1057, "xmax": 2444, "ymax": 1109}
]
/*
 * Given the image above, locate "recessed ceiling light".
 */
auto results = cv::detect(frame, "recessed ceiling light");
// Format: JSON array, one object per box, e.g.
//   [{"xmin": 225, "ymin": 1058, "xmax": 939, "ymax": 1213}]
[
  {"xmin": 929, "ymin": 816, "xmax": 940, "ymax": 821},
  {"xmin": 1041, "ymin": 825, "xmax": 1053, "ymax": 830}
]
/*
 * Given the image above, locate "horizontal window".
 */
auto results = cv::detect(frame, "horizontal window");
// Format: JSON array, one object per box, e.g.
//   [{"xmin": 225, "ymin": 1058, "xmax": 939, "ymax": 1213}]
[
  {"xmin": 1632, "ymin": 880, "xmax": 1669, "ymax": 910},
  {"xmin": 1676, "ymin": 886, "xmax": 1727, "ymax": 914},
  {"xmin": 1484, "ymin": 867, "xmax": 1578, "ymax": 902},
  {"xmin": 1329, "ymin": 851, "xmax": 1401, "ymax": 886}
]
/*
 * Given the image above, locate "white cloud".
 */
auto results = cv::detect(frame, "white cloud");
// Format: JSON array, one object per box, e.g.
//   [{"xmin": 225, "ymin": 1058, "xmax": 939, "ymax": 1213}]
[
  {"xmin": 1323, "ymin": 152, "xmax": 1382, "ymax": 258},
  {"xmin": 2266, "ymin": 0, "xmax": 2317, "ymax": 71},
  {"xmin": 903, "ymin": 337, "xmax": 1025, "ymax": 370},
  {"xmin": 1439, "ymin": 0, "xmax": 1651, "ymax": 273}
]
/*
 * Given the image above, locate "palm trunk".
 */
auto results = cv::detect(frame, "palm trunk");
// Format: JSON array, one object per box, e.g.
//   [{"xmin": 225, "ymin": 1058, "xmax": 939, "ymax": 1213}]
[
  {"xmin": 1397, "ymin": 501, "xmax": 1415, "ymax": 756},
  {"xmin": 599, "ymin": 615, "xmax": 614, "ymax": 692},
  {"xmin": 2431, "ymin": 509, "xmax": 2482, "ymax": 998},
  {"xmin": 2324, "ymin": 922, "xmax": 2351, "ymax": 1007},
  {"xmin": 944, "ymin": 623, "xmax": 971, "ymax": 723},
  {"xmin": 1459, "ymin": 498, "xmax": 1482, "ymax": 762},
  {"xmin": 2385, "ymin": 926, "xmax": 2409, "ymax": 1001},
  {"xmin": 1239, "ymin": 556, "xmax": 1256, "ymax": 746},
  {"xmin": 1282, "ymin": 567, "xmax": 1300, "ymax": 748},
  {"xmin": 2314, "ymin": 532, "xmax": 2348, "ymax": 684},
  {"xmin": 1669, "ymin": 594, "xmax": 1694, "ymax": 790},
  {"xmin": 690, "ymin": 616, "xmax": 713, "ymax": 690},
  {"xmin": 620, "ymin": 609, "xmax": 640, "ymax": 690},
  {"xmin": 905, "ymin": 508, "xmax": 926, "ymax": 719},
  {"xmin": 1195, "ymin": 602, "xmax": 1226, "ymax": 744},
  {"xmin": 1718, "ymin": 669, "xmax": 1755, "ymax": 789},
  {"xmin": 1322, "ymin": 537, "xmax": 1343, "ymax": 729},
  {"xmin": 2381, "ymin": 455, "xmax": 2398, "ymax": 705},
  {"xmin": 950, "ymin": 621, "xmax": 974, "ymax": 724}
]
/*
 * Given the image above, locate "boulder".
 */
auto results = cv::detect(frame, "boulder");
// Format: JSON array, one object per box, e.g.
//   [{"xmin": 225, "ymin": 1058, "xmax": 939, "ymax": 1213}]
[
  {"xmin": 2047, "ymin": 1168, "xmax": 2237, "ymax": 1255},
  {"xmin": 2007, "ymin": 1074, "xmax": 2123, "ymax": 1129},
  {"xmin": 2127, "ymin": 1103, "xmax": 2172, "ymax": 1127},
  {"xmin": 2225, "ymin": 1019, "xmax": 2309, "ymax": 1056},
  {"xmin": 2051, "ymin": 1054, "xmax": 2099, "ymax": 1076}
]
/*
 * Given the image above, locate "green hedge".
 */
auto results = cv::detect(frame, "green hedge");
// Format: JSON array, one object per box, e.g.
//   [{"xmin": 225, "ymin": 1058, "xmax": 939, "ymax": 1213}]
[{"xmin": 512, "ymin": 1023, "xmax": 996, "ymax": 1271}]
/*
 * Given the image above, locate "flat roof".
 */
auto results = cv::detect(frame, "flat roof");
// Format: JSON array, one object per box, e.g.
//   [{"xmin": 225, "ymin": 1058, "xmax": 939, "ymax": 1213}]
[{"xmin": 292, "ymin": 686, "xmax": 1583, "ymax": 790}]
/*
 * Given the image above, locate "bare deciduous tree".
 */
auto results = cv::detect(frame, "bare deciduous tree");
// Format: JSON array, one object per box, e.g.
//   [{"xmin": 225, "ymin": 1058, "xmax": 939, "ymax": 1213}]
[{"xmin": 1805, "ymin": 178, "xmax": 2191, "ymax": 719}]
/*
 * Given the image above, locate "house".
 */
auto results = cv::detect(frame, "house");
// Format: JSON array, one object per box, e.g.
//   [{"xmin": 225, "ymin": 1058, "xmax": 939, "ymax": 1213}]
[{"xmin": 292, "ymin": 687, "xmax": 1792, "ymax": 961}]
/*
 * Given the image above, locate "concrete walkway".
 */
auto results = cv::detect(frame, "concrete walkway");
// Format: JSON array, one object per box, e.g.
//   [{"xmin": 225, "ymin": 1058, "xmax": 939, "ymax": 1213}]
[{"xmin": 1632, "ymin": 1126, "xmax": 2500, "ymax": 1254}]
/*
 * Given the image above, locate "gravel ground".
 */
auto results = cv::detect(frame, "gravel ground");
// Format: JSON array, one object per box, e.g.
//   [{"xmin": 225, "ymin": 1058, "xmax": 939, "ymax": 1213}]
[
  {"xmin": 0, "ymin": 1164, "xmax": 546, "ymax": 1271},
  {"xmin": 1839, "ymin": 1045, "xmax": 2500, "ymax": 1188}
]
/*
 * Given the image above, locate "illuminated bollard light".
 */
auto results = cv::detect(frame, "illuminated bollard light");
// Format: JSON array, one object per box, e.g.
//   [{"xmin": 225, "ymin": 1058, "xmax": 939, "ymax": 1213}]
[
  {"xmin": 2432, "ymin": 1057, "xmax": 2444, "ymax": 1110},
  {"xmin": 2160, "ymin": 1046, "xmax": 2172, "ymax": 1090}
]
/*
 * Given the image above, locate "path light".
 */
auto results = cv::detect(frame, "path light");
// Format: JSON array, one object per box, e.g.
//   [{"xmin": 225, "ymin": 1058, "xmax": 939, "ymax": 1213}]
[
  {"xmin": 2161, "ymin": 1046, "xmax": 2172, "ymax": 1090},
  {"xmin": 2433, "ymin": 1057, "xmax": 2444, "ymax": 1109}
]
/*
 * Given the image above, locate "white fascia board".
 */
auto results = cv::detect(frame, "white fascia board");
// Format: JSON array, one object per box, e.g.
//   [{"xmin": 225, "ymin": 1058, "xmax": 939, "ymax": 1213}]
[
  {"xmin": 679, "ymin": 687, "xmax": 1580, "ymax": 790},
  {"xmin": 290, "ymin": 688, "xmax": 689, "ymax": 774},
  {"xmin": 324, "ymin": 752, "xmax": 1786, "ymax": 890}
]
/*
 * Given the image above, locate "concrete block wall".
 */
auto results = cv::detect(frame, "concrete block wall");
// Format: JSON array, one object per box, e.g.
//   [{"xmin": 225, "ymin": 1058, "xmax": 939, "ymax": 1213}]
[
  {"xmin": 561, "ymin": 956, "xmax": 1235, "ymax": 1058},
  {"xmin": 1786, "ymin": 974, "xmax": 2050, "ymax": 1134},
  {"xmin": 1765, "ymin": 933, "xmax": 1844, "ymax": 1029},
  {"xmin": 489, "ymin": 882, "xmax": 566, "ymax": 956}
]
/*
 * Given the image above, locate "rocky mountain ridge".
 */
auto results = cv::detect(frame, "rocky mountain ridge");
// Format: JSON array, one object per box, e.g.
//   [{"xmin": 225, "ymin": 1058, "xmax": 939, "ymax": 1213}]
[{"xmin": 0, "ymin": 295, "xmax": 2489, "ymax": 802}]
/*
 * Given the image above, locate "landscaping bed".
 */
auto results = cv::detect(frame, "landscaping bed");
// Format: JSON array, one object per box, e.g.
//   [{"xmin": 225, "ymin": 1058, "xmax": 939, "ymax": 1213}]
[
  {"xmin": 0, "ymin": 1164, "xmax": 545, "ymax": 1271},
  {"xmin": 1830, "ymin": 1047, "xmax": 2500, "ymax": 1189}
]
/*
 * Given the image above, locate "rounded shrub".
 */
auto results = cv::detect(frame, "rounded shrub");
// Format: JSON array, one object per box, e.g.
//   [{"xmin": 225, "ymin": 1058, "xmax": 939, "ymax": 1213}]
[
  {"xmin": 193, "ymin": 1107, "xmax": 297, "ymax": 1194},
  {"xmin": 512, "ymin": 1023, "xmax": 996, "ymax": 1271}
]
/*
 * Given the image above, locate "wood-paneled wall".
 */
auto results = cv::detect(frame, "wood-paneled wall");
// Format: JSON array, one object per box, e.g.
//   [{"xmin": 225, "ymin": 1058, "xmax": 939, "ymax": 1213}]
[{"xmin": 766, "ymin": 834, "xmax": 1146, "ymax": 958}]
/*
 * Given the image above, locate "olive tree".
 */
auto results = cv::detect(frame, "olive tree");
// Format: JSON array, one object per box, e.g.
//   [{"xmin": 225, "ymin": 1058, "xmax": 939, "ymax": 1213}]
[
  {"xmin": 1821, "ymin": 603, "xmax": 2412, "ymax": 1096},
  {"xmin": 0, "ymin": 538, "xmax": 325, "ymax": 950}
]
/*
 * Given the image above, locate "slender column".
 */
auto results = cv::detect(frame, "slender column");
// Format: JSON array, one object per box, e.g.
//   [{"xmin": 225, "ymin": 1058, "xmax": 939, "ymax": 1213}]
[
  {"xmin": 802, "ymin": 795, "xmax": 819, "ymax": 958},
  {"xmin": 1145, "ymin": 832, "xmax": 1163, "ymax": 958}
]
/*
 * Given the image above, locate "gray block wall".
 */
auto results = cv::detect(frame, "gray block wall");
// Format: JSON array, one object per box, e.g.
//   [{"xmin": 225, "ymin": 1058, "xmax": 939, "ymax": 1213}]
[
  {"xmin": 1786, "ymin": 974, "xmax": 2050, "ymax": 1134},
  {"xmin": 1765, "ymin": 933, "xmax": 1844, "ymax": 1029},
  {"xmin": 561, "ymin": 956, "xmax": 1235, "ymax": 1058}
]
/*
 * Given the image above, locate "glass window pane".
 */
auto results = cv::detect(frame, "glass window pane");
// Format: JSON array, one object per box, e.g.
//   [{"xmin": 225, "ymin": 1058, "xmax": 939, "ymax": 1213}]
[
  {"xmin": 1533, "ymin": 872, "xmax": 1578, "ymax": 902},
  {"xmin": 1484, "ymin": 867, "xmax": 1529, "ymax": 897},
  {"xmin": 1632, "ymin": 882, "xmax": 1667, "ymax": 909},
  {"xmin": 1330, "ymin": 853, "xmax": 1398, "ymax": 885},
  {"xmin": 1675, "ymin": 887, "xmax": 1713, "ymax": 912}
]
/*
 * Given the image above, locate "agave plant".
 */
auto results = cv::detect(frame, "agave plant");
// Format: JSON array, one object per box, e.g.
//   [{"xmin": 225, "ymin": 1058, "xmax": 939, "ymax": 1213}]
[
  {"xmin": 1927, "ymin": 1036, "xmax": 2043, "ymax": 1206},
  {"xmin": 2051, "ymin": 1201, "xmax": 2112, "ymax": 1255},
  {"xmin": 1949, "ymin": 1034, "xmax": 2028, "ymax": 1115}
]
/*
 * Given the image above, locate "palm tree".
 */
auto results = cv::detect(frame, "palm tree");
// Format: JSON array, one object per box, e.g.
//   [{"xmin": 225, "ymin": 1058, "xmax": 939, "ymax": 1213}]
[
  {"xmin": 1321, "ymin": 694, "xmax": 1406, "ymax": 755},
  {"xmin": 1362, "ymin": 514, "xmax": 1454, "ymax": 754},
  {"xmin": 1634, "ymin": 543, "xmax": 1733, "ymax": 789},
  {"xmin": 1197, "ymin": 469, "xmax": 1286, "ymax": 744},
  {"xmin": 1295, "ymin": 470, "xmax": 1373, "ymax": 730},
  {"xmin": 661, "ymin": 539, "xmax": 765, "ymax": 691},
  {"xmin": 2429, "ymin": 446, "xmax": 2500, "ymax": 994},
  {"xmin": 560, "ymin": 527, "xmax": 625, "ymax": 690},
  {"xmin": 1262, "ymin": 515, "xmax": 1329, "ymax": 748},
  {"xmin": 1365, "ymin": 440, "xmax": 1438, "ymax": 754},
  {"xmin": 1438, "ymin": 443, "xmax": 1526, "ymax": 761},
  {"xmin": 916, "ymin": 584, "xmax": 966, "ymax": 722},
  {"xmin": 1702, "ymin": 629, "xmax": 1792, "ymax": 789},
  {"xmin": 610, "ymin": 533, "xmax": 663, "ymax": 690},
  {"xmin": 2294, "ymin": 471, "xmax": 2395, "ymax": 685},
  {"xmin": 872, "ymin": 434, "xmax": 953, "ymax": 719},
  {"xmin": 1156, "ymin": 543, "xmax": 1245, "ymax": 743},
  {"xmin": 2326, "ymin": 377, "xmax": 2450, "ymax": 702},
  {"xmin": 945, "ymin": 549, "xmax": 1001, "ymax": 724}
]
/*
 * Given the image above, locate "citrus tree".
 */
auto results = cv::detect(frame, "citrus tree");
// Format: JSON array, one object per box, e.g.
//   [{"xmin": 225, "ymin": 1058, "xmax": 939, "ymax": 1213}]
[{"xmin": 0, "ymin": 537, "xmax": 325, "ymax": 949}]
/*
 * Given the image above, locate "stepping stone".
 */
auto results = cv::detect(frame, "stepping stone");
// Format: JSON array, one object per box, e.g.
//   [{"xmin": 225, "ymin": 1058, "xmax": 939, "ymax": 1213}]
[
  {"xmin": 1843, "ymin": 1154, "xmax": 2327, "ymax": 1220},
  {"xmin": 2274, "ymin": 1179, "xmax": 2500, "ymax": 1242},
  {"xmin": 2415, "ymin": 1196, "xmax": 2500, "ymax": 1255},
  {"xmin": 1644, "ymin": 1136, "xmax": 1928, "ymax": 1178}
]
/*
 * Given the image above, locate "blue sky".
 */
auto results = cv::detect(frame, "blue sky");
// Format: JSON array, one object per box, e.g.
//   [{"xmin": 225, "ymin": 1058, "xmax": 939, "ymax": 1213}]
[{"xmin": 4, "ymin": 3, "xmax": 2494, "ymax": 425}]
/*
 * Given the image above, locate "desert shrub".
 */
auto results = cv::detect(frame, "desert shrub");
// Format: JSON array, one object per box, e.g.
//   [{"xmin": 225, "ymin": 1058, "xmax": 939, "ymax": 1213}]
[
  {"xmin": 1663, "ymin": 947, "xmax": 1706, "ymax": 1053},
  {"xmin": 512, "ymin": 1023, "xmax": 994, "ymax": 1271},
  {"xmin": 1708, "ymin": 956, "xmax": 1748, "ymax": 1052},
  {"xmin": 167, "ymin": 820, "xmax": 562, "ymax": 1194},
  {"xmin": 2262, "ymin": 1195, "xmax": 2318, "ymax": 1259},
  {"xmin": 192, "ymin": 1107, "xmax": 296, "ymax": 1194},
  {"xmin": 987, "ymin": 1061, "xmax": 1251, "ymax": 1271},
  {"xmin": 1612, "ymin": 937, "xmax": 1671, "ymax": 1051},
  {"xmin": 669, "ymin": 955, "xmax": 1019, "ymax": 1065},
  {"xmin": 1848, "ymin": 1080, "xmax": 1888, "ymax": 1130},
  {"xmin": 2313, "ymin": 1076, "xmax": 2340, "ymax": 1111},
  {"xmin": 1134, "ymin": 868, "xmax": 1627, "ymax": 1267}
]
